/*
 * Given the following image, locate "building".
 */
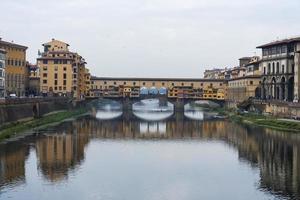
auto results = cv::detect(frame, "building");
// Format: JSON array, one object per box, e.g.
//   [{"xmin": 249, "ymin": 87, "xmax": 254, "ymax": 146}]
[
  {"xmin": 37, "ymin": 39, "xmax": 88, "ymax": 99},
  {"xmin": 0, "ymin": 38, "xmax": 28, "ymax": 97},
  {"xmin": 257, "ymin": 37, "xmax": 300, "ymax": 102},
  {"xmin": 227, "ymin": 75, "xmax": 261, "ymax": 102},
  {"xmin": 90, "ymin": 77, "xmax": 226, "ymax": 100},
  {"xmin": 84, "ymin": 68, "xmax": 91, "ymax": 97},
  {"xmin": 0, "ymin": 49, "xmax": 6, "ymax": 98},
  {"xmin": 245, "ymin": 56, "xmax": 260, "ymax": 76},
  {"xmin": 203, "ymin": 68, "xmax": 225, "ymax": 79},
  {"xmin": 226, "ymin": 56, "xmax": 261, "ymax": 103},
  {"xmin": 27, "ymin": 63, "xmax": 40, "ymax": 96}
]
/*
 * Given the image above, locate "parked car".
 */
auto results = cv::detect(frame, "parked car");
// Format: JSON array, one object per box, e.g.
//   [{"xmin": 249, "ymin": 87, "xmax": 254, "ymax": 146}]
[{"xmin": 9, "ymin": 94, "xmax": 17, "ymax": 98}]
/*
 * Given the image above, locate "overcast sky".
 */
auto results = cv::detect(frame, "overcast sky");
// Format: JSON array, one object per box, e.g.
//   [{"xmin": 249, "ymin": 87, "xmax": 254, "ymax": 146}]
[{"xmin": 1, "ymin": 0, "xmax": 300, "ymax": 78}]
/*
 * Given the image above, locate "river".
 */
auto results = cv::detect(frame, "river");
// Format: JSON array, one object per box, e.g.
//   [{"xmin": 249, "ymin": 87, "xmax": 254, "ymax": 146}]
[{"xmin": 0, "ymin": 106, "xmax": 300, "ymax": 200}]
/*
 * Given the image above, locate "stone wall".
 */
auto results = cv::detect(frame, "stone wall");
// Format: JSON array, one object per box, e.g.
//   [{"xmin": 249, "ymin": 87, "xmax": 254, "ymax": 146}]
[
  {"xmin": 225, "ymin": 99, "xmax": 300, "ymax": 119},
  {"xmin": 0, "ymin": 98, "xmax": 77, "ymax": 125}
]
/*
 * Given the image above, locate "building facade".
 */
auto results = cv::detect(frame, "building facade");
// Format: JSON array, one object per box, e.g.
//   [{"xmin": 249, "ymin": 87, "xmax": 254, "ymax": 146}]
[
  {"xmin": 257, "ymin": 37, "xmax": 300, "ymax": 102},
  {"xmin": 90, "ymin": 77, "xmax": 226, "ymax": 100},
  {"xmin": 0, "ymin": 49, "xmax": 6, "ymax": 98},
  {"xmin": 0, "ymin": 38, "xmax": 28, "ymax": 97},
  {"xmin": 27, "ymin": 63, "xmax": 40, "ymax": 96},
  {"xmin": 227, "ymin": 75, "xmax": 261, "ymax": 102},
  {"xmin": 37, "ymin": 39, "xmax": 88, "ymax": 99}
]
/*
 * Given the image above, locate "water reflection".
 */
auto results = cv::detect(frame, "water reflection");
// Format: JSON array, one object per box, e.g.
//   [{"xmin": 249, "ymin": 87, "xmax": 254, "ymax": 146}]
[
  {"xmin": 1, "ymin": 115, "xmax": 300, "ymax": 199},
  {"xmin": 184, "ymin": 103, "xmax": 218, "ymax": 120},
  {"xmin": 133, "ymin": 99, "xmax": 174, "ymax": 121}
]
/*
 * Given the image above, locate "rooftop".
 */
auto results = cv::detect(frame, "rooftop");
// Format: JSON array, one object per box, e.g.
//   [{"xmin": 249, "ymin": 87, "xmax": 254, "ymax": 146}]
[
  {"xmin": 257, "ymin": 36, "xmax": 300, "ymax": 48},
  {"xmin": 91, "ymin": 76, "xmax": 225, "ymax": 82},
  {"xmin": 0, "ymin": 38, "xmax": 28, "ymax": 50}
]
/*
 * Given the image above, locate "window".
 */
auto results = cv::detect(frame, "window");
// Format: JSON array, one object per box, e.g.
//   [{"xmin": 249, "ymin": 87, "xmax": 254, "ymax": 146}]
[
  {"xmin": 143, "ymin": 82, "xmax": 145, "ymax": 86},
  {"xmin": 162, "ymin": 82, "xmax": 165, "ymax": 86},
  {"xmin": 282, "ymin": 65, "xmax": 285, "ymax": 73},
  {"xmin": 63, "ymin": 73, "xmax": 67, "ymax": 79},
  {"xmin": 63, "ymin": 60, "xmax": 67, "ymax": 64},
  {"xmin": 43, "ymin": 80, "xmax": 47, "ymax": 84},
  {"xmin": 43, "ymin": 60, "xmax": 48, "ymax": 64},
  {"xmin": 276, "ymin": 62, "xmax": 279, "ymax": 74},
  {"xmin": 268, "ymin": 63, "xmax": 271, "ymax": 74},
  {"xmin": 54, "ymin": 60, "xmax": 59, "ymax": 64},
  {"xmin": 43, "ymin": 66, "xmax": 47, "ymax": 70},
  {"xmin": 63, "ymin": 67, "xmax": 67, "ymax": 71},
  {"xmin": 15, "ymin": 60, "xmax": 18, "ymax": 66},
  {"xmin": 54, "ymin": 80, "xmax": 58, "ymax": 85},
  {"xmin": 172, "ymin": 83, "xmax": 175, "ymax": 86},
  {"xmin": 250, "ymin": 81, "xmax": 253, "ymax": 85},
  {"xmin": 152, "ymin": 82, "xmax": 155, "ymax": 86},
  {"xmin": 124, "ymin": 82, "xmax": 126, "ymax": 85},
  {"xmin": 263, "ymin": 67, "xmax": 266, "ymax": 75},
  {"xmin": 114, "ymin": 82, "xmax": 116, "ymax": 85},
  {"xmin": 43, "ymin": 73, "xmax": 47, "ymax": 77},
  {"xmin": 54, "ymin": 66, "xmax": 58, "ymax": 71},
  {"xmin": 59, "ymin": 86, "xmax": 62, "ymax": 90},
  {"xmin": 63, "ymin": 80, "xmax": 67, "ymax": 85},
  {"xmin": 219, "ymin": 83, "xmax": 222, "ymax": 86},
  {"xmin": 104, "ymin": 81, "xmax": 107, "ymax": 84},
  {"xmin": 54, "ymin": 73, "xmax": 58, "ymax": 79},
  {"xmin": 272, "ymin": 63, "xmax": 275, "ymax": 74}
]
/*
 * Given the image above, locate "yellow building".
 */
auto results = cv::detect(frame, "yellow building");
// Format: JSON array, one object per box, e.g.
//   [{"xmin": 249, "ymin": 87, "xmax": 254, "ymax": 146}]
[
  {"xmin": 84, "ymin": 68, "xmax": 91, "ymax": 97},
  {"xmin": 227, "ymin": 75, "xmax": 261, "ymax": 102},
  {"xmin": 0, "ymin": 38, "xmax": 28, "ymax": 97},
  {"xmin": 37, "ymin": 39, "xmax": 88, "ymax": 99},
  {"xmin": 90, "ymin": 77, "xmax": 226, "ymax": 100}
]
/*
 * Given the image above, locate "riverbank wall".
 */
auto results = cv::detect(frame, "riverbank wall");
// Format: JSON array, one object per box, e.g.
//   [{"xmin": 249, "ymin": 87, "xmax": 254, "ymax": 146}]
[
  {"xmin": 0, "ymin": 98, "xmax": 86, "ymax": 125},
  {"xmin": 225, "ymin": 100, "xmax": 300, "ymax": 119}
]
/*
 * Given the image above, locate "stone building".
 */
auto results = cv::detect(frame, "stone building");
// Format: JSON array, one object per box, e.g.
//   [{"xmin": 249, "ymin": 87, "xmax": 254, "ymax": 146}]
[
  {"xmin": 257, "ymin": 37, "xmax": 300, "ymax": 102},
  {"xmin": 37, "ymin": 39, "xmax": 88, "ymax": 99},
  {"xmin": 0, "ymin": 38, "xmax": 28, "ymax": 97},
  {"xmin": 0, "ymin": 49, "xmax": 6, "ymax": 98}
]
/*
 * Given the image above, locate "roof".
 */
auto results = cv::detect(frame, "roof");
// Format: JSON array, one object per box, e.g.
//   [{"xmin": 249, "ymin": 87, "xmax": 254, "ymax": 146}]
[
  {"xmin": 90, "ymin": 76, "xmax": 225, "ymax": 82},
  {"xmin": 0, "ymin": 40, "xmax": 28, "ymax": 50},
  {"xmin": 257, "ymin": 37, "xmax": 300, "ymax": 48},
  {"xmin": 228, "ymin": 75, "xmax": 261, "ymax": 81},
  {"xmin": 43, "ymin": 39, "xmax": 69, "ymax": 46},
  {"xmin": 239, "ymin": 57, "xmax": 251, "ymax": 60}
]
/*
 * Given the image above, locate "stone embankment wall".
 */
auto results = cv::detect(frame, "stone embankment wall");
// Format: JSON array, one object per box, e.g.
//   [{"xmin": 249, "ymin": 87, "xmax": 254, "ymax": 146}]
[
  {"xmin": 0, "ymin": 98, "xmax": 81, "ymax": 125},
  {"xmin": 225, "ymin": 100, "xmax": 300, "ymax": 118}
]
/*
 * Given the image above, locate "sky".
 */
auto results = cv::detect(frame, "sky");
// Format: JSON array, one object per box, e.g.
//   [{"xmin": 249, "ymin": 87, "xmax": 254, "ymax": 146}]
[{"xmin": 1, "ymin": 0, "xmax": 300, "ymax": 78}]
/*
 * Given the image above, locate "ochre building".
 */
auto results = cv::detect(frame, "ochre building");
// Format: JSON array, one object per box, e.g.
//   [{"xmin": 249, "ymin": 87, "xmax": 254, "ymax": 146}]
[
  {"xmin": 0, "ymin": 38, "xmax": 28, "ymax": 97},
  {"xmin": 37, "ymin": 39, "xmax": 88, "ymax": 99}
]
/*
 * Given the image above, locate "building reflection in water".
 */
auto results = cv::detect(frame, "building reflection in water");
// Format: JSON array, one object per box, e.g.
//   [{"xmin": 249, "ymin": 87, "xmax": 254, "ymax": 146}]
[
  {"xmin": 0, "ymin": 141, "xmax": 30, "ymax": 188},
  {"xmin": 1, "ymin": 114, "xmax": 300, "ymax": 199}
]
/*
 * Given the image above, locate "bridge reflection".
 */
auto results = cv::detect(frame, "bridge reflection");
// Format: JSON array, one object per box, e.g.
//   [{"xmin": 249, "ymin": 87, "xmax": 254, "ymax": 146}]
[{"xmin": 1, "ymin": 118, "xmax": 300, "ymax": 199}]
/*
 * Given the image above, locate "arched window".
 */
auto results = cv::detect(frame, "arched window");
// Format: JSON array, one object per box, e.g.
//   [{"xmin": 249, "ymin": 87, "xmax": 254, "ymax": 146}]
[
  {"xmin": 272, "ymin": 63, "xmax": 275, "ymax": 74},
  {"xmin": 282, "ymin": 65, "xmax": 285, "ymax": 74},
  {"xmin": 276, "ymin": 62, "xmax": 279, "ymax": 74},
  {"xmin": 268, "ymin": 63, "xmax": 271, "ymax": 74}
]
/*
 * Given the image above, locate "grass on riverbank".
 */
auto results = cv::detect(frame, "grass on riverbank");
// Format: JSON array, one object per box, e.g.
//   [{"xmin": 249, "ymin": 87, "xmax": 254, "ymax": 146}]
[
  {"xmin": 0, "ymin": 108, "xmax": 87, "ymax": 142},
  {"xmin": 227, "ymin": 112, "xmax": 300, "ymax": 132}
]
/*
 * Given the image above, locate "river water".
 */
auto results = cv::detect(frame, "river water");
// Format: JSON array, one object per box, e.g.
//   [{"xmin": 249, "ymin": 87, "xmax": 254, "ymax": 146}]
[{"xmin": 0, "ymin": 107, "xmax": 300, "ymax": 199}]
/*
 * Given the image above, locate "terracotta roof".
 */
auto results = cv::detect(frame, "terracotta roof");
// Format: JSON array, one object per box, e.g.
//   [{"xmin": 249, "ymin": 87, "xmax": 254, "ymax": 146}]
[
  {"xmin": 257, "ymin": 37, "xmax": 300, "ymax": 48},
  {"xmin": 90, "ymin": 76, "xmax": 225, "ymax": 82},
  {"xmin": 0, "ymin": 40, "xmax": 27, "ymax": 50}
]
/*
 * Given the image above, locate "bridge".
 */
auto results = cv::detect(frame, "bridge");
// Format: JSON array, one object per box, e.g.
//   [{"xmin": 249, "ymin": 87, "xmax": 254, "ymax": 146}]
[
  {"xmin": 88, "ymin": 97, "xmax": 224, "ymax": 121},
  {"xmin": 89, "ymin": 76, "xmax": 226, "ymax": 100}
]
